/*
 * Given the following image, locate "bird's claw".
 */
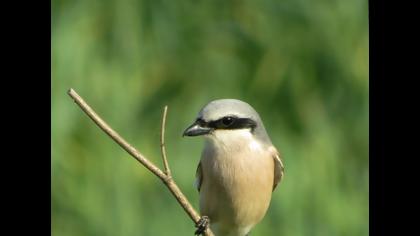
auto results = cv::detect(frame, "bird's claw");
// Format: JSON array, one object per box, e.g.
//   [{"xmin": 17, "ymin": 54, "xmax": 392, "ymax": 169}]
[{"xmin": 194, "ymin": 216, "xmax": 210, "ymax": 235}]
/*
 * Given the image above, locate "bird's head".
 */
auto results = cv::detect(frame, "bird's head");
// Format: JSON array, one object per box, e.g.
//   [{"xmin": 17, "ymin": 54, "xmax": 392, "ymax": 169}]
[{"xmin": 183, "ymin": 99, "xmax": 272, "ymax": 145}]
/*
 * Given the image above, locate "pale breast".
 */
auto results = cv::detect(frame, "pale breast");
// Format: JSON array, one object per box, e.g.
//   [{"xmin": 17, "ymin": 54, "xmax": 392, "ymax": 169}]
[{"xmin": 199, "ymin": 131, "xmax": 275, "ymax": 235}]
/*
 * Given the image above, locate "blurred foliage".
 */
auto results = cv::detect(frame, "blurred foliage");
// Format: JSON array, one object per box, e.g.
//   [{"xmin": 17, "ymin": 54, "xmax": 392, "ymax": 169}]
[{"xmin": 52, "ymin": 0, "xmax": 368, "ymax": 235}]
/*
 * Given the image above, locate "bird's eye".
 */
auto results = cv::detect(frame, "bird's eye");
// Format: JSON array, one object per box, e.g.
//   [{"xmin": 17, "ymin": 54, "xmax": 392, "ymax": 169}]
[{"xmin": 221, "ymin": 116, "xmax": 235, "ymax": 127}]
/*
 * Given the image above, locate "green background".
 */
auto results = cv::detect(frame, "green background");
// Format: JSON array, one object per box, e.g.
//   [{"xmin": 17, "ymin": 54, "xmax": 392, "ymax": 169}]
[{"xmin": 52, "ymin": 0, "xmax": 368, "ymax": 235}]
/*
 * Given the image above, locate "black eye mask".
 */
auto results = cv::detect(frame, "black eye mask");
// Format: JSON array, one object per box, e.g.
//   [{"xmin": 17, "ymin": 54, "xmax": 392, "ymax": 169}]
[{"xmin": 198, "ymin": 116, "xmax": 257, "ymax": 131}]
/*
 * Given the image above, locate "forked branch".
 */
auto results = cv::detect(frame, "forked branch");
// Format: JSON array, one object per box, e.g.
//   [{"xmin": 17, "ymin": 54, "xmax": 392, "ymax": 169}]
[
  {"xmin": 67, "ymin": 88, "xmax": 213, "ymax": 236},
  {"xmin": 160, "ymin": 106, "xmax": 171, "ymax": 176}
]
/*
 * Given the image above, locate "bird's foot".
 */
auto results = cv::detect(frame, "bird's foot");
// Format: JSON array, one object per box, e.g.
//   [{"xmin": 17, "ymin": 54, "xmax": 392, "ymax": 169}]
[{"xmin": 194, "ymin": 216, "xmax": 210, "ymax": 235}]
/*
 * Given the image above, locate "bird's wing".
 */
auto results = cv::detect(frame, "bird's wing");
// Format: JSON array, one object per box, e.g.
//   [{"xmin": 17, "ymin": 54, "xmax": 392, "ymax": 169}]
[
  {"xmin": 269, "ymin": 146, "xmax": 284, "ymax": 191},
  {"xmin": 194, "ymin": 161, "xmax": 203, "ymax": 192}
]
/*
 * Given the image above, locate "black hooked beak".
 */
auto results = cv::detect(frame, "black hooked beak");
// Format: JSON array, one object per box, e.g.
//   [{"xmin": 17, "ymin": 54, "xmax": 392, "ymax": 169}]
[{"xmin": 183, "ymin": 121, "xmax": 212, "ymax": 137}]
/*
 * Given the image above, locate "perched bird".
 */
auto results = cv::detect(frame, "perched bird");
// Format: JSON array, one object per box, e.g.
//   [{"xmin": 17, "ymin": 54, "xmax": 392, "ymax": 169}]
[{"xmin": 183, "ymin": 99, "xmax": 284, "ymax": 236}]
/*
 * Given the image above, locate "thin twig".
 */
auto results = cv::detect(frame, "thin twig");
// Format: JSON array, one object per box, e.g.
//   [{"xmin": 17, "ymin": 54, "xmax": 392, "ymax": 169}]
[
  {"xmin": 68, "ymin": 88, "xmax": 213, "ymax": 236},
  {"xmin": 67, "ymin": 89, "xmax": 166, "ymax": 179},
  {"xmin": 160, "ymin": 106, "xmax": 171, "ymax": 176}
]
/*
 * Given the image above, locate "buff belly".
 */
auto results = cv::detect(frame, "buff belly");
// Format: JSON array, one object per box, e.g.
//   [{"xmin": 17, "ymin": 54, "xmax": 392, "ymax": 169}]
[{"xmin": 199, "ymin": 132, "xmax": 274, "ymax": 236}]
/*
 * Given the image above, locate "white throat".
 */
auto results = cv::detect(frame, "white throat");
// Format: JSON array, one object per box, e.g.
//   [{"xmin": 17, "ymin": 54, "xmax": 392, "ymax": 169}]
[{"xmin": 205, "ymin": 129, "xmax": 263, "ymax": 153}]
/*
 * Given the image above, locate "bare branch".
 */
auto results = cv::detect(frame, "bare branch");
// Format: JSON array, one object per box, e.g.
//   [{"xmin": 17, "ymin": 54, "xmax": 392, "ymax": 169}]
[
  {"xmin": 67, "ymin": 88, "xmax": 214, "ymax": 236},
  {"xmin": 67, "ymin": 88, "xmax": 166, "ymax": 179},
  {"xmin": 160, "ymin": 105, "xmax": 171, "ymax": 176}
]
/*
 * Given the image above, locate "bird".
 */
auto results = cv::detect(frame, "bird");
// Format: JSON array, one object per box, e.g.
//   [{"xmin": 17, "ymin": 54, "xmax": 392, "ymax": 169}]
[{"xmin": 183, "ymin": 99, "xmax": 284, "ymax": 236}]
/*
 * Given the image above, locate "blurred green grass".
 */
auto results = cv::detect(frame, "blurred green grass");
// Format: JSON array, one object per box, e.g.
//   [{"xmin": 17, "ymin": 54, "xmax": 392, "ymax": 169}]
[{"xmin": 52, "ymin": 0, "xmax": 368, "ymax": 235}]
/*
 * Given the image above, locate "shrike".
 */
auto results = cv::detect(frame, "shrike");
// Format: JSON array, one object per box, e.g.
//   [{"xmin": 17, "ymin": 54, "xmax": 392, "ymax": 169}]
[{"xmin": 183, "ymin": 99, "xmax": 284, "ymax": 236}]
